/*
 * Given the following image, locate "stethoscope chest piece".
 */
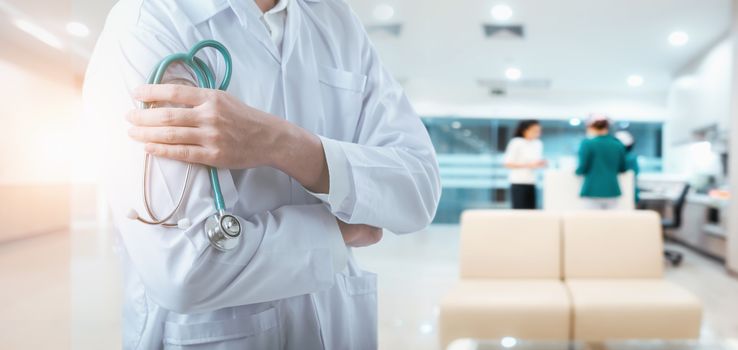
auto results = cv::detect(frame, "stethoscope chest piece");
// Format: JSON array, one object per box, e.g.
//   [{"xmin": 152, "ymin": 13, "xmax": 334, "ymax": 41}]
[{"xmin": 204, "ymin": 213, "xmax": 242, "ymax": 252}]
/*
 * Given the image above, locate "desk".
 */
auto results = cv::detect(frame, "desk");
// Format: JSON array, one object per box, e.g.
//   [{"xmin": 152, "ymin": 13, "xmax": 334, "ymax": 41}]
[
  {"xmin": 543, "ymin": 170, "xmax": 635, "ymax": 211},
  {"xmin": 641, "ymin": 193, "xmax": 728, "ymax": 261}
]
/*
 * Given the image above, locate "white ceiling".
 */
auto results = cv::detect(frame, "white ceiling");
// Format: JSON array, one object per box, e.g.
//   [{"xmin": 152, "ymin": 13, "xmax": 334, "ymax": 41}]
[
  {"xmin": 347, "ymin": 0, "xmax": 732, "ymax": 95},
  {"xmin": 0, "ymin": 0, "xmax": 116, "ymax": 83},
  {"xmin": 0, "ymin": 0, "xmax": 732, "ymax": 98}
]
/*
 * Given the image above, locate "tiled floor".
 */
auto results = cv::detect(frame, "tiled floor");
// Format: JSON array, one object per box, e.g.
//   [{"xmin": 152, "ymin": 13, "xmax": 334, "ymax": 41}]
[{"xmin": 1, "ymin": 224, "xmax": 737, "ymax": 349}]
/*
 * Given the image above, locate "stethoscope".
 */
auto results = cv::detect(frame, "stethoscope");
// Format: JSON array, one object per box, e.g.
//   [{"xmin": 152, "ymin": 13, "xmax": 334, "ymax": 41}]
[{"xmin": 126, "ymin": 40, "xmax": 242, "ymax": 252}]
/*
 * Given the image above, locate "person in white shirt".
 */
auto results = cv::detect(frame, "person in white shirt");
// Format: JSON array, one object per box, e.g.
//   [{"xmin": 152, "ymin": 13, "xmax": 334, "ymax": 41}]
[
  {"xmin": 503, "ymin": 120, "xmax": 546, "ymax": 209},
  {"xmin": 82, "ymin": 0, "xmax": 441, "ymax": 348}
]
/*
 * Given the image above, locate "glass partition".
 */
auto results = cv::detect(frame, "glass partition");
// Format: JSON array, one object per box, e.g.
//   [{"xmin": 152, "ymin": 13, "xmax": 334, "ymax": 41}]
[{"xmin": 424, "ymin": 117, "xmax": 663, "ymax": 223}]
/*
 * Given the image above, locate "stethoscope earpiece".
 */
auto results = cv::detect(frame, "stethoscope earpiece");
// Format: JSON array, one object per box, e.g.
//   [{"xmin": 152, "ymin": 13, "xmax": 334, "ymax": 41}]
[
  {"xmin": 127, "ymin": 207, "xmax": 193, "ymax": 230},
  {"xmin": 126, "ymin": 208, "xmax": 139, "ymax": 220},
  {"xmin": 177, "ymin": 218, "xmax": 192, "ymax": 230}
]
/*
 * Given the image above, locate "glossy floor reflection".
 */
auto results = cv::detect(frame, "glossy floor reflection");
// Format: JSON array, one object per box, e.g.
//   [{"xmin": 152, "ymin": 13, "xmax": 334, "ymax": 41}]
[
  {"xmin": 448, "ymin": 339, "xmax": 738, "ymax": 350},
  {"xmin": 0, "ymin": 224, "xmax": 737, "ymax": 349}
]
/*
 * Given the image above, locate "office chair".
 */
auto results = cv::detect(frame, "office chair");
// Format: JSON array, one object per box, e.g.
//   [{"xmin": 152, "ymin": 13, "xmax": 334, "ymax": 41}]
[{"xmin": 661, "ymin": 184, "xmax": 690, "ymax": 267}]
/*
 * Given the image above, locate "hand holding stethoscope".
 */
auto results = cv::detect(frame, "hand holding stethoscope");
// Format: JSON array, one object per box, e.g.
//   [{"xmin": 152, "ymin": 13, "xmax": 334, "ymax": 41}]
[{"xmin": 127, "ymin": 40, "xmax": 245, "ymax": 251}]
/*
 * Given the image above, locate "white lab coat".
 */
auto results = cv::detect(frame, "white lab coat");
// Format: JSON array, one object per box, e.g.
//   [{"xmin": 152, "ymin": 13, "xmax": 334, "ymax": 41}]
[{"xmin": 83, "ymin": 0, "xmax": 440, "ymax": 349}]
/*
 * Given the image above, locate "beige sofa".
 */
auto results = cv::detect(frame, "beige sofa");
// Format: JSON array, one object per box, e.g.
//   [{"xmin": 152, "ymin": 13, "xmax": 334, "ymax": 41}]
[
  {"xmin": 563, "ymin": 211, "xmax": 702, "ymax": 341},
  {"xmin": 439, "ymin": 211, "xmax": 571, "ymax": 347},
  {"xmin": 439, "ymin": 210, "xmax": 702, "ymax": 348}
]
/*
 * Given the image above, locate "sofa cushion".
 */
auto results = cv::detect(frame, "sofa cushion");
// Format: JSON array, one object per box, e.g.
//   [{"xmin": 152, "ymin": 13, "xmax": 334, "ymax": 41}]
[
  {"xmin": 563, "ymin": 211, "xmax": 663, "ymax": 278},
  {"xmin": 439, "ymin": 280, "xmax": 571, "ymax": 347},
  {"xmin": 567, "ymin": 279, "xmax": 702, "ymax": 341},
  {"xmin": 460, "ymin": 210, "xmax": 561, "ymax": 279}
]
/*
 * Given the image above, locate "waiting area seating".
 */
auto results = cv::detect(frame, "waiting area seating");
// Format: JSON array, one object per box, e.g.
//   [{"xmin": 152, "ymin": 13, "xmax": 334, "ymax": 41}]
[{"xmin": 439, "ymin": 210, "xmax": 702, "ymax": 348}]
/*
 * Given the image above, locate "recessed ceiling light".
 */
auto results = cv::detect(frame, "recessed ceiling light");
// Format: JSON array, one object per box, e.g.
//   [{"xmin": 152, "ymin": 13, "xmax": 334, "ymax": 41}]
[
  {"xmin": 373, "ymin": 4, "xmax": 395, "ymax": 21},
  {"xmin": 491, "ymin": 4, "xmax": 514, "ymax": 21},
  {"xmin": 14, "ymin": 19, "xmax": 63, "ymax": 49},
  {"xmin": 569, "ymin": 118, "xmax": 582, "ymax": 127},
  {"xmin": 501, "ymin": 337, "xmax": 518, "ymax": 348},
  {"xmin": 505, "ymin": 67, "xmax": 522, "ymax": 81},
  {"xmin": 668, "ymin": 31, "xmax": 689, "ymax": 47},
  {"xmin": 451, "ymin": 121, "xmax": 462, "ymax": 129},
  {"xmin": 627, "ymin": 75, "xmax": 644, "ymax": 87},
  {"xmin": 66, "ymin": 21, "xmax": 90, "ymax": 37}
]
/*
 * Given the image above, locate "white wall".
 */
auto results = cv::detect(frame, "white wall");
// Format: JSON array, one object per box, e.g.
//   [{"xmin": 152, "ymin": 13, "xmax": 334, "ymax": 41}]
[
  {"xmin": 663, "ymin": 36, "xmax": 733, "ymax": 173},
  {"xmin": 0, "ymin": 59, "xmax": 82, "ymax": 239},
  {"xmin": 0, "ymin": 59, "xmax": 83, "ymax": 184},
  {"xmin": 728, "ymin": 0, "xmax": 738, "ymax": 275}
]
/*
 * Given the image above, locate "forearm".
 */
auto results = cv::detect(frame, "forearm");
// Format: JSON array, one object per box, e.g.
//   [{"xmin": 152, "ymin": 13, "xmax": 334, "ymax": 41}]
[
  {"xmin": 306, "ymin": 137, "xmax": 440, "ymax": 233},
  {"xmin": 266, "ymin": 120, "xmax": 383, "ymax": 245},
  {"xmin": 269, "ymin": 118, "xmax": 330, "ymax": 194},
  {"xmin": 269, "ymin": 121, "xmax": 439, "ymax": 232},
  {"xmin": 505, "ymin": 162, "xmax": 535, "ymax": 169}
]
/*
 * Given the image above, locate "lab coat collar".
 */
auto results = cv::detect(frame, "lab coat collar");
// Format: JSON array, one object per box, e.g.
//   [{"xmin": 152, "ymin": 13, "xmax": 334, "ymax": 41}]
[
  {"xmin": 281, "ymin": 0, "xmax": 301, "ymax": 64},
  {"xmin": 176, "ymin": 0, "xmax": 232, "ymax": 26}
]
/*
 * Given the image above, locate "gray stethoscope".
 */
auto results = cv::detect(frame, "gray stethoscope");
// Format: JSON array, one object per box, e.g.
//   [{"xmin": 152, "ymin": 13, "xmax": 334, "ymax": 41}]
[{"xmin": 127, "ymin": 40, "xmax": 242, "ymax": 252}]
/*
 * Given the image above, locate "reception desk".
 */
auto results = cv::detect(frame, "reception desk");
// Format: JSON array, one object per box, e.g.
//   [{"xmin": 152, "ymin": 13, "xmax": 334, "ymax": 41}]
[{"xmin": 543, "ymin": 170, "xmax": 635, "ymax": 211}]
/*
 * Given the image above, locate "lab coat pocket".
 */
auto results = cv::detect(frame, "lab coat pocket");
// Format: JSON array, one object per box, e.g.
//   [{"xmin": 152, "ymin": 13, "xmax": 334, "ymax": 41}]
[
  {"xmin": 344, "ymin": 272, "xmax": 378, "ymax": 296},
  {"xmin": 317, "ymin": 65, "xmax": 367, "ymax": 136},
  {"xmin": 313, "ymin": 270, "xmax": 378, "ymax": 349},
  {"xmin": 343, "ymin": 271, "xmax": 378, "ymax": 341},
  {"xmin": 163, "ymin": 307, "xmax": 280, "ymax": 350}
]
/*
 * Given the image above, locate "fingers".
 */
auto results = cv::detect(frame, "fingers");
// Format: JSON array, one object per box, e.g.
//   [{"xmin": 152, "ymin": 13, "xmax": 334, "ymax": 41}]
[
  {"xmin": 127, "ymin": 108, "xmax": 199, "ymax": 127},
  {"xmin": 133, "ymin": 84, "xmax": 212, "ymax": 106},
  {"xmin": 346, "ymin": 227, "xmax": 383, "ymax": 247},
  {"xmin": 337, "ymin": 220, "xmax": 384, "ymax": 247},
  {"xmin": 144, "ymin": 144, "xmax": 211, "ymax": 164},
  {"xmin": 128, "ymin": 126, "xmax": 202, "ymax": 145},
  {"xmin": 361, "ymin": 227, "xmax": 383, "ymax": 246}
]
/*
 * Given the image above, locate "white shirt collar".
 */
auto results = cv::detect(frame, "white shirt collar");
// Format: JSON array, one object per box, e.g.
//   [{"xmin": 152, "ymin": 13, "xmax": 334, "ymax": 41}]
[
  {"xmin": 265, "ymin": 0, "xmax": 289, "ymax": 16},
  {"xmin": 177, "ymin": 0, "xmax": 312, "ymax": 26}
]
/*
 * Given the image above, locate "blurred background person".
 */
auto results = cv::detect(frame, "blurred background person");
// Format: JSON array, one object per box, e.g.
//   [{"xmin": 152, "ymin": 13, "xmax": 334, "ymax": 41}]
[
  {"xmin": 616, "ymin": 130, "xmax": 640, "ymax": 205},
  {"xmin": 504, "ymin": 120, "xmax": 546, "ymax": 209},
  {"xmin": 576, "ymin": 116, "xmax": 626, "ymax": 210}
]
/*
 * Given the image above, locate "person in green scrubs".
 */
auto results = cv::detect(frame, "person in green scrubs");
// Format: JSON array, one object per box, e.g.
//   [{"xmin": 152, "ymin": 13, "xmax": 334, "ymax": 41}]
[
  {"xmin": 615, "ymin": 130, "xmax": 640, "ymax": 205},
  {"xmin": 575, "ymin": 117, "xmax": 627, "ymax": 209}
]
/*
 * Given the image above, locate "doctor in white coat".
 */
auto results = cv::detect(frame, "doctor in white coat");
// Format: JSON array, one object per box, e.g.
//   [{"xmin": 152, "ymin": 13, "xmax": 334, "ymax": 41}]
[{"xmin": 83, "ymin": 0, "xmax": 440, "ymax": 349}]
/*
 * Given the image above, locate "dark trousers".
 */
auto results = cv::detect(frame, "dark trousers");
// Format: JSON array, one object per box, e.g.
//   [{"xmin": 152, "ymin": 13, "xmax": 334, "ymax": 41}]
[{"xmin": 511, "ymin": 184, "xmax": 537, "ymax": 209}]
